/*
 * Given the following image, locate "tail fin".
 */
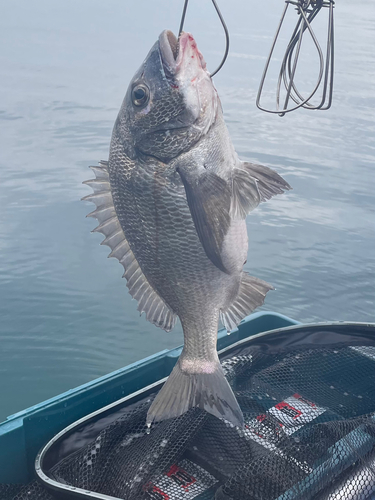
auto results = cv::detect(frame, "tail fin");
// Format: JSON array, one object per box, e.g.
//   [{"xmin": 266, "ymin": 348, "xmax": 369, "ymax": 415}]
[{"xmin": 146, "ymin": 360, "xmax": 244, "ymax": 428}]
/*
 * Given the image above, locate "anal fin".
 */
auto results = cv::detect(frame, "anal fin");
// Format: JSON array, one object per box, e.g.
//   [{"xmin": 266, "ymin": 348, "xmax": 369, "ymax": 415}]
[{"xmin": 220, "ymin": 272, "xmax": 273, "ymax": 331}]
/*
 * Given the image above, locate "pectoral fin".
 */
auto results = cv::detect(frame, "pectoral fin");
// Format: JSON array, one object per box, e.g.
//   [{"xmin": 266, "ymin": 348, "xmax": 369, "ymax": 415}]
[{"xmin": 178, "ymin": 168, "xmax": 231, "ymax": 273}]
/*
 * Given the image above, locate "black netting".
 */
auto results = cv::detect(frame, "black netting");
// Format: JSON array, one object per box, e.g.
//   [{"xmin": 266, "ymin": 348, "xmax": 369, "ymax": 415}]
[{"xmin": 3, "ymin": 341, "xmax": 375, "ymax": 500}]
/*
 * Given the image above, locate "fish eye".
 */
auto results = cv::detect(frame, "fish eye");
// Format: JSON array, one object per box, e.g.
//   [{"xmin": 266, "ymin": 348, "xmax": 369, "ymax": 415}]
[{"xmin": 132, "ymin": 84, "xmax": 149, "ymax": 107}]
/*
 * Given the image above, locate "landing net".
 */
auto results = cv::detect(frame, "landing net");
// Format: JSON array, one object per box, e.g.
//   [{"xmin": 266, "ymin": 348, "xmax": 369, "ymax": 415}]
[{"xmin": 2, "ymin": 326, "xmax": 375, "ymax": 500}]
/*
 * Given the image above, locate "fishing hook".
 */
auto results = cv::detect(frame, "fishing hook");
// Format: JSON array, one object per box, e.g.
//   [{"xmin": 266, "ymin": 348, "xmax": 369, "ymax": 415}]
[{"xmin": 178, "ymin": 0, "xmax": 229, "ymax": 77}]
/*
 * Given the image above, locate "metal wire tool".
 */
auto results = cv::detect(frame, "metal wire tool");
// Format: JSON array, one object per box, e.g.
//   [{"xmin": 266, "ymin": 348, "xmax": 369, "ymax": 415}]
[
  {"xmin": 256, "ymin": 0, "xmax": 335, "ymax": 116},
  {"xmin": 178, "ymin": 0, "xmax": 229, "ymax": 77}
]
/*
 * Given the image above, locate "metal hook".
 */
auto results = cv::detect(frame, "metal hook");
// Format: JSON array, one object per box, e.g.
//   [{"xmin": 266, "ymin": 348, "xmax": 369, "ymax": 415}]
[{"xmin": 178, "ymin": 0, "xmax": 230, "ymax": 77}]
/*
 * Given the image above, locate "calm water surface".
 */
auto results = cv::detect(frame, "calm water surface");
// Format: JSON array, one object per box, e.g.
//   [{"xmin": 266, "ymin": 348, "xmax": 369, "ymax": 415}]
[{"xmin": 0, "ymin": 0, "xmax": 374, "ymax": 421}]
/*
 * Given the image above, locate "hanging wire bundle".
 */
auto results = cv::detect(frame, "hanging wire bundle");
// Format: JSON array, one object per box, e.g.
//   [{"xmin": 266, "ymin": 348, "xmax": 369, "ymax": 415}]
[
  {"xmin": 177, "ymin": 0, "xmax": 335, "ymax": 115},
  {"xmin": 256, "ymin": 0, "xmax": 335, "ymax": 116}
]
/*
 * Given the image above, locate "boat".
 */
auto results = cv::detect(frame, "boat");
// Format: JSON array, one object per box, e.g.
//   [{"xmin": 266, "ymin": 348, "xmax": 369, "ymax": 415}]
[{"xmin": 1, "ymin": 311, "xmax": 374, "ymax": 500}]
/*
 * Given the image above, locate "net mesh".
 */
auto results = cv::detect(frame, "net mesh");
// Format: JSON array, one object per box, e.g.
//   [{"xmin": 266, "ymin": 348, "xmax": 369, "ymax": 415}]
[{"xmin": 2, "ymin": 341, "xmax": 375, "ymax": 500}]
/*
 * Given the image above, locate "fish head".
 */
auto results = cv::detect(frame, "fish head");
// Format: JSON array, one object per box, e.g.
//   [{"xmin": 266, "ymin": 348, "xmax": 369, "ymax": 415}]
[{"xmin": 114, "ymin": 30, "xmax": 218, "ymax": 162}]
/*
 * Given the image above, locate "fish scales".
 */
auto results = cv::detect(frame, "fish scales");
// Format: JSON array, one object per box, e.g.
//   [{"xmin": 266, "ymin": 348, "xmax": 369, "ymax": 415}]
[
  {"xmin": 84, "ymin": 30, "xmax": 291, "ymax": 427},
  {"xmin": 111, "ymin": 160, "xmax": 231, "ymax": 319}
]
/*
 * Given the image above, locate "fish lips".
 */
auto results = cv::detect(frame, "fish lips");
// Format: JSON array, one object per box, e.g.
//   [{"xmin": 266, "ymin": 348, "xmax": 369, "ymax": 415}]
[
  {"xmin": 158, "ymin": 30, "xmax": 207, "ymax": 84},
  {"xmin": 157, "ymin": 30, "xmax": 211, "ymax": 134},
  {"xmin": 159, "ymin": 30, "xmax": 179, "ymax": 81}
]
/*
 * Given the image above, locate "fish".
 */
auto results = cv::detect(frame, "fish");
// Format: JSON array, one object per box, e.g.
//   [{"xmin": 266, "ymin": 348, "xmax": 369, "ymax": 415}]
[{"xmin": 83, "ymin": 30, "xmax": 291, "ymax": 428}]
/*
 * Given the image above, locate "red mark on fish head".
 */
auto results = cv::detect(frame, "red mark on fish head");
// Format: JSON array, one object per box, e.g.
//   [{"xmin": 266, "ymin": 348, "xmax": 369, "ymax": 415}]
[{"xmin": 176, "ymin": 32, "xmax": 207, "ymax": 71}]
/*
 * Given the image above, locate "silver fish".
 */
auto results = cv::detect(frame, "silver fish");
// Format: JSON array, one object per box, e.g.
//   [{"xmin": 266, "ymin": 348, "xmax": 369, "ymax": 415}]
[{"xmin": 83, "ymin": 30, "xmax": 291, "ymax": 428}]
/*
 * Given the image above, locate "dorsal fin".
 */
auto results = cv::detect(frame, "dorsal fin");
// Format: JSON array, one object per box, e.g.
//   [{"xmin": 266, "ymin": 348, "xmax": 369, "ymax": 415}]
[
  {"xmin": 220, "ymin": 272, "xmax": 273, "ymax": 332},
  {"xmin": 82, "ymin": 161, "xmax": 177, "ymax": 332}
]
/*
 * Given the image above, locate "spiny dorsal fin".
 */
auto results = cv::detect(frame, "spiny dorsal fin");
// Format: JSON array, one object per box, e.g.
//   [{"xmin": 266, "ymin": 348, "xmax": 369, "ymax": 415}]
[
  {"xmin": 220, "ymin": 272, "xmax": 273, "ymax": 332},
  {"xmin": 230, "ymin": 162, "xmax": 291, "ymax": 219},
  {"xmin": 82, "ymin": 161, "xmax": 177, "ymax": 332}
]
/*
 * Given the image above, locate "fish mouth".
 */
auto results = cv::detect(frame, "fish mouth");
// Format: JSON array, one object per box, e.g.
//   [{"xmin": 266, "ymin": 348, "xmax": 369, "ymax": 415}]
[
  {"xmin": 159, "ymin": 30, "xmax": 179, "ymax": 73},
  {"xmin": 156, "ymin": 30, "xmax": 213, "ymax": 137},
  {"xmin": 159, "ymin": 30, "xmax": 207, "ymax": 81},
  {"xmin": 159, "ymin": 30, "xmax": 179, "ymax": 81}
]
